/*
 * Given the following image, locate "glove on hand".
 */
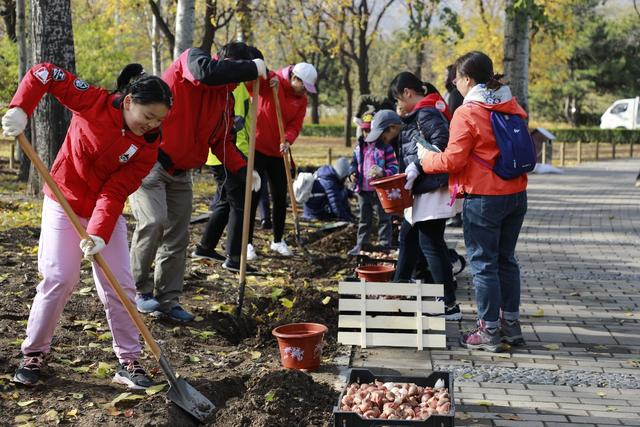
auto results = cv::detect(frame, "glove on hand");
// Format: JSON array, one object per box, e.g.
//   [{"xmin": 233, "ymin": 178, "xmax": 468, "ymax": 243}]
[
  {"xmin": 80, "ymin": 235, "xmax": 106, "ymax": 259},
  {"xmin": 252, "ymin": 59, "xmax": 267, "ymax": 79},
  {"xmin": 366, "ymin": 165, "xmax": 384, "ymax": 179},
  {"xmin": 280, "ymin": 140, "xmax": 290, "ymax": 153},
  {"xmin": 251, "ymin": 170, "xmax": 261, "ymax": 192},
  {"xmin": 2, "ymin": 107, "xmax": 27, "ymax": 138},
  {"xmin": 404, "ymin": 162, "xmax": 420, "ymax": 190}
]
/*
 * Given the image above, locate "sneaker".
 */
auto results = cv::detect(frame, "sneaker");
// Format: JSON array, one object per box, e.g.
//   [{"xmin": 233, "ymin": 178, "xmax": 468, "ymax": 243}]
[
  {"xmin": 347, "ymin": 245, "xmax": 361, "ymax": 256},
  {"xmin": 13, "ymin": 352, "xmax": 46, "ymax": 386},
  {"xmin": 191, "ymin": 244, "xmax": 225, "ymax": 261},
  {"xmin": 501, "ymin": 318, "xmax": 525, "ymax": 346},
  {"xmin": 460, "ymin": 320, "xmax": 502, "ymax": 352},
  {"xmin": 446, "ymin": 216, "xmax": 463, "ymax": 227},
  {"xmin": 112, "ymin": 360, "xmax": 154, "ymax": 390},
  {"xmin": 444, "ymin": 303, "xmax": 462, "ymax": 321},
  {"xmin": 152, "ymin": 305, "xmax": 195, "ymax": 322},
  {"xmin": 246, "ymin": 243, "xmax": 258, "ymax": 261},
  {"xmin": 260, "ymin": 219, "xmax": 273, "ymax": 230},
  {"xmin": 222, "ymin": 258, "xmax": 257, "ymax": 274},
  {"xmin": 270, "ymin": 241, "xmax": 292, "ymax": 256},
  {"xmin": 136, "ymin": 293, "xmax": 160, "ymax": 314}
]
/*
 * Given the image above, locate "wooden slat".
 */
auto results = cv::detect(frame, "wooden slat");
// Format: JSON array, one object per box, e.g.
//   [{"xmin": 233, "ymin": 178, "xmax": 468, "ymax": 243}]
[
  {"xmin": 339, "ymin": 281, "xmax": 443, "ymax": 297},
  {"xmin": 339, "ymin": 298, "xmax": 443, "ymax": 314},
  {"xmin": 338, "ymin": 315, "xmax": 445, "ymax": 331},
  {"xmin": 338, "ymin": 332, "xmax": 446, "ymax": 348}
]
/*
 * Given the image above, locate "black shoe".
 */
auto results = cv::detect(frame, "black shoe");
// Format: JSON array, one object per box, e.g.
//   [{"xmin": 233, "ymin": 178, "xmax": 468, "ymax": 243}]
[
  {"xmin": 112, "ymin": 360, "xmax": 154, "ymax": 390},
  {"xmin": 14, "ymin": 352, "xmax": 46, "ymax": 386},
  {"xmin": 222, "ymin": 258, "xmax": 257, "ymax": 274},
  {"xmin": 444, "ymin": 303, "xmax": 462, "ymax": 321},
  {"xmin": 446, "ymin": 216, "xmax": 463, "ymax": 227},
  {"xmin": 260, "ymin": 219, "xmax": 273, "ymax": 230},
  {"xmin": 191, "ymin": 244, "xmax": 225, "ymax": 261}
]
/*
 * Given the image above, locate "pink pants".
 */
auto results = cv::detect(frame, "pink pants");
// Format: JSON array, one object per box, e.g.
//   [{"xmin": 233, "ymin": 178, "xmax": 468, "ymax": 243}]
[{"xmin": 21, "ymin": 197, "xmax": 141, "ymax": 363}]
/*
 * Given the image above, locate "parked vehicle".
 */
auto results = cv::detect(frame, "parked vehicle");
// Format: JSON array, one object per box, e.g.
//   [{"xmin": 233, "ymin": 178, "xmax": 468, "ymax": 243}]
[{"xmin": 600, "ymin": 97, "xmax": 639, "ymax": 129}]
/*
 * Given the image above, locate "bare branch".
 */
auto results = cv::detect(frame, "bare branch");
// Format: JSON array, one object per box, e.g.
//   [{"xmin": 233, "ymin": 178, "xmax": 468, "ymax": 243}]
[{"xmin": 148, "ymin": 0, "xmax": 175, "ymax": 54}]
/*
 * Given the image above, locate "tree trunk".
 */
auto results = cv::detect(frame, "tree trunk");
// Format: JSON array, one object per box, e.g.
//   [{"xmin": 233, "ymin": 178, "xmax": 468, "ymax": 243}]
[
  {"xmin": 503, "ymin": 0, "xmax": 530, "ymax": 113},
  {"xmin": 343, "ymin": 64, "xmax": 353, "ymax": 148},
  {"xmin": 28, "ymin": 0, "xmax": 75, "ymax": 196},
  {"xmin": 173, "ymin": 0, "xmax": 195, "ymax": 59},
  {"xmin": 0, "ymin": 0, "xmax": 16, "ymax": 41},
  {"xmin": 151, "ymin": 0, "xmax": 162, "ymax": 75},
  {"xmin": 414, "ymin": 45, "xmax": 424, "ymax": 80},
  {"xmin": 199, "ymin": 0, "xmax": 215, "ymax": 55},
  {"xmin": 356, "ymin": 18, "xmax": 370, "ymax": 95},
  {"xmin": 16, "ymin": 0, "xmax": 30, "ymax": 181},
  {"xmin": 235, "ymin": 0, "xmax": 251, "ymax": 43},
  {"xmin": 309, "ymin": 92, "xmax": 320, "ymax": 124}
]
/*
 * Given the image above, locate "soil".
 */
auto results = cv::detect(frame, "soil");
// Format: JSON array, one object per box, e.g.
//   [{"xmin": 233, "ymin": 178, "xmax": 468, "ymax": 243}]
[{"xmin": 0, "ymin": 166, "xmax": 367, "ymax": 426}]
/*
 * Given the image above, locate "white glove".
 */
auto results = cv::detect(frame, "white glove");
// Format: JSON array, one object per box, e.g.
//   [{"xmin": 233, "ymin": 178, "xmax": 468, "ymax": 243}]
[
  {"xmin": 404, "ymin": 162, "xmax": 420, "ymax": 190},
  {"xmin": 251, "ymin": 170, "xmax": 261, "ymax": 192},
  {"xmin": 280, "ymin": 140, "xmax": 290, "ymax": 153},
  {"xmin": 2, "ymin": 107, "xmax": 28, "ymax": 138},
  {"xmin": 252, "ymin": 59, "xmax": 267, "ymax": 79},
  {"xmin": 366, "ymin": 165, "xmax": 384, "ymax": 179},
  {"xmin": 80, "ymin": 235, "xmax": 106, "ymax": 259}
]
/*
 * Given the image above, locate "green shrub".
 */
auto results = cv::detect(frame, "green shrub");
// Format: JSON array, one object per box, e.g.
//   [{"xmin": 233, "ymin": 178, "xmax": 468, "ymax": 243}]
[
  {"xmin": 549, "ymin": 128, "xmax": 640, "ymax": 144},
  {"xmin": 301, "ymin": 124, "xmax": 355, "ymax": 137}
]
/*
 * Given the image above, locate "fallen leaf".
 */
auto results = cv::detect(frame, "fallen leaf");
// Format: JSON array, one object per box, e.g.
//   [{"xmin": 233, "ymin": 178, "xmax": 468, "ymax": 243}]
[
  {"xmin": 264, "ymin": 390, "xmax": 276, "ymax": 402},
  {"xmin": 456, "ymin": 413, "xmax": 472, "ymax": 420},
  {"xmin": 104, "ymin": 406, "xmax": 121, "ymax": 416},
  {"xmin": 476, "ymin": 400, "xmax": 493, "ymax": 406},
  {"xmin": 145, "ymin": 384, "xmax": 166, "ymax": 396},
  {"xmin": 321, "ymin": 296, "xmax": 331, "ymax": 305},
  {"xmin": 250, "ymin": 351, "xmax": 261, "ymax": 360},
  {"xmin": 66, "ymin": 408, "xmax": 78, "ymax": 417},
  {"xmin": 109, "ymin": 392, "xmax": 145, "ymax": 407},
  {"xmin": 189, "ymin": 355, "xmax": 201, "ymax": 363},
  {"xmin": 192, "ymin": 295, "xmax": 205, "ymax": 301},
  {"xmin": 97, "ymin": 332, "xmax": 112, "ymax": 341},
  {"xmin": 42, "ymin": 409, "xmax": 59, "ymax": 423},
  {"xmin": 10, "ymin": 338, "xmax": 24, "ymax": 346},
  {"xmin": 271, "ymin": 287, "xmax": 284, "ymax": 300},
  {"xmin": 17, "ymin": 400, "xmax": 37, "ymax": 407},
  {"xmin": 569, "ymin": 292, "xmax": 580, "ymax": 296},
  {"xmin": 194, "ymin": 316, "xmax": 204, "ymax": 322},
  {"xmin": 14, "ymin": 415, "xmax": 32, "ymax": 423},
  {"xmin": 70, "ymin": 392, "xmax": 84, "ymax": 400},
  {"xmin": 280, "ymin": 297, "xmax": 295, "ymax": 309},
  {"xmin": 606, "ymin": 406, "xmax": 617, "ymax": 411},
  {"xmin": 625, "ymin": 312, "xmax": 633, "ymax": 317},
  {"xmin": 628, "ymin": 359, "xmax": 640, "ymax": 368},
  {"xmin": 498, "ymin": 414, "xmax": 522, "ymax": 421},
  {"xmin": 72, "ymin": 366, "xmax": 91, "ymax": 373},
  {"xmin": 597, "ymin": 391, "xmax": 606, "ymax": 397},
  {"xmin": 462, "ymin": 373, "xmax": 473, "ymax": 379},
  {"xmin": 124, "ymin": 408, "xmax": 134, "ymax": 417},
  {"xmin": 543, "ymin": 344, "xmax": 560, "ymax": 351},
  {"xmin": 532, "ymin": 309, "xmax": 544, "ymax": 317},
  {"xmin": 77, "ymin": 286, "xmax": 93, "ymax": 295},
  {"xmin": 95, "ymin": 361, "xmax": 113, "ymax": 378}
]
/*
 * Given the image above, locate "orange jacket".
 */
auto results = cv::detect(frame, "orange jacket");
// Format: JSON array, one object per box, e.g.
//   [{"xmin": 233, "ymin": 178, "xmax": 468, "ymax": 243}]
[{"xmin": 421, "ymin": 97, "xmax": 528, "ymax": 197}]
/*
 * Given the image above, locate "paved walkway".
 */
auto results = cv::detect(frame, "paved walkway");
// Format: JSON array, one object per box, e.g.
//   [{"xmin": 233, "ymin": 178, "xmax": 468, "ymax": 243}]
[{"xmin": 350, "ymin": 158, "xmax": 640, "ymax": 426}]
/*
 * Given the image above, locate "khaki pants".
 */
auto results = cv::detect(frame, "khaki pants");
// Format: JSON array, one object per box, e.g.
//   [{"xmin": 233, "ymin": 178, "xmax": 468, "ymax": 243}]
[{"xmin": 129, "ymin": 162, "xmax": 192, "ymax": 310}]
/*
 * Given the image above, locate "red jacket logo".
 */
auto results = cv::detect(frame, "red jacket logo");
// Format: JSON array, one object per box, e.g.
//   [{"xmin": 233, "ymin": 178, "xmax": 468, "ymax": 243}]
[
  {"xmin": 33, "ymin": 67, "xmax": 50, "ymax": 84},
  {"xmin": 118, "ymin": 144, "xmax": 139, "ymax": 163}
]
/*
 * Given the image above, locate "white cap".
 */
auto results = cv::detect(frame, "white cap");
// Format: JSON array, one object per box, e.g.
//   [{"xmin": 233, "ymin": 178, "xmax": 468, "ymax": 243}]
[
  {"xmin": 333, "ymin": 157, "xmax": 350, "ymax": 180},
  {"xmin": 292, "ymin": 62, "xmax": 317, "ymax": 94}
]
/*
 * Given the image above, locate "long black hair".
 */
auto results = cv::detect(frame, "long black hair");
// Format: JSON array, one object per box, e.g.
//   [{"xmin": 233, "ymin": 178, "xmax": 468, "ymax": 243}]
[
  {"xmin": 454, "ymin": 51, "xmax": 503, "ymax": 91},
  {"xmin": 388, "ymin": 71, "xmax": 440, "ymax": 101},
  {"xmin": 116, "ymin": 63, "xmax": 172, "ymax": 108}
]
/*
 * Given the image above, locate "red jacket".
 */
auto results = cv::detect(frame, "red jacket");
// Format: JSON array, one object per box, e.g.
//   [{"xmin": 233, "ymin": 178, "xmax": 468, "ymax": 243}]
[
  {"xmin": 421, "ymin": 97, "xmax": 528, "ymax": 197},
  {"xmin": 160, "ymin": 48, "xmax": 258, "ymax": 172},
  {"xmin": 9, "ymin": 63, "xmax": 161, "ymax": 242},
  {"xmin": 252, "ymin": 66, "xmax": 307, "ymax": 158}
]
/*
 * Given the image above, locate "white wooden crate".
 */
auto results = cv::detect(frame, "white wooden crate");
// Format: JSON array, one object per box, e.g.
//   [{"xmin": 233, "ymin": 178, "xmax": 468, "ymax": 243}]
[{"xmin": 337, "ymin": 280, "xmax": 446, "ymax": 350}]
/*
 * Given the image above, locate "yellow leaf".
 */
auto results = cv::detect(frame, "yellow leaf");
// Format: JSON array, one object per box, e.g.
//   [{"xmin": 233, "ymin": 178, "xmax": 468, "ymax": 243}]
[
  {"xmin": 532, "ymin": 309, "xmax": 544, "ymax": 317},
  {"xmin": 17, "ymin": 400, "xmax": 37, "ymax": 407},
  {"xmin": 66, "ymin": 408, "xmax": 78, "ymax": 417},
  {"xmin": 109, "ymin": 392, "xmax": 145, "ymax": 407},
  {"xmin": 192, "ymin": 295, "xmax": 205, "ymax": 301},
  {"xmin": 189, "ymin": 355, "xmax": 201, "ymax": 362},
  {"xmin": 625, "ymin": 312, "xmax": 633, "ymax": 317},
  {"xmin": 72, "ymin": 366, "xmax": 91, "ymax": 373},
  {"xmin": 597, "ymin": 391, "xmax": 606, "ymax": 397},
  {"xmin": 280, "ymin": 297, "xmax": 295, "ymax": 309},
  {"xmin": 606, "ymin": 406, "xmax": 617, "ymax": 412},
  {"xmin": 543, "ymin": 344, "xmax": 560, "ymax": 351},
  {"xmin": 14, "ymin": 415, "xmax": 32, "ymax": 423},
  {"xmin": 476, "ymin": 400, "xmax": 493, "ymax": 406},
  {"xmin": 95, "ymin": 361, "xmax": 113, "ymax": 378},
  {"xmin": 97, "ymin": 332, "xmax": 112, "ymax": 341},
  {"xmin": 250, "ymin": 351, "xmax": 261, "ymax": 360},
  {"xmin": 194, "ymin": 316, "xmax": 204, "ymax": 322},
  {"xmin": 145, "ymin": 383, "xmax": 166, "ymax": 396},
  {"xmin": 77, "ymin": 286, "xmax": 93, "ymax": 295},
  {"xmin": 43, "ymin": 409, "xmax": 59, "ymax": 422},
  {"xmin": 321, "ymin": 296, "xmax": 331, "ymax": 305}
]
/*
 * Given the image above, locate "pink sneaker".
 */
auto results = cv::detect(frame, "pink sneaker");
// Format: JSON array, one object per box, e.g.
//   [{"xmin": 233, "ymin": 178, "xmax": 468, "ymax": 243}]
[{"xmin": 460, "ymin": 320, "xmax": 502, "ymax": 352}]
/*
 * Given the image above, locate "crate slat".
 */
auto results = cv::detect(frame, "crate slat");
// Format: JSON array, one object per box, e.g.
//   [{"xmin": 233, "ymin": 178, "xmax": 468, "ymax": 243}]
[
  {"xmin": 339, "ymin": 298, "xmax": 443, "ymax": 314},
  {"xmin": 338, "ymin": 331, "xmax": 446, "ymax": 348},
  {"xmin": 339, "ymin": 281, "xmax": 444, "ymax": 297},
  {"xmin": 338, "ymin": 314, "xmax": 445, "ymax": 330}
]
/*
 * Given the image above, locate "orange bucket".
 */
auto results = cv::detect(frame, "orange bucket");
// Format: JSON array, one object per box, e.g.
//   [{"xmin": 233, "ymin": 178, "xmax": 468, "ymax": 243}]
[
  {"xmin": 355, "ymin": 264, "xmax": 395, "ymax": 282},
  {"xmin": 370, "ymin": 173, "xmax": 413, "ymax": 214},
  {"xmin": 272, "ymin": 323, "xmax": 328, "ymax": 371}
]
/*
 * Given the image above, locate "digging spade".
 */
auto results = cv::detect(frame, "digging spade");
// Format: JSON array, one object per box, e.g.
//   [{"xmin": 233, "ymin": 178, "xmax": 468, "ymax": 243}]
[
  {"xmin": 16, "ymin": 133, "xmax": 215, "ymax": 422},
  {"xmin": 271, "ymin": 85, "xmax": 314, "ymax": 262}
]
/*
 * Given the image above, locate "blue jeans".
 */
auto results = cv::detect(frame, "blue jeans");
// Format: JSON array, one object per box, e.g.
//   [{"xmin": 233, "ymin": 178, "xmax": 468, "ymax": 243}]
[{"xmin": 463, "ymin": 191, "xmax": 527, "ymax": 328}]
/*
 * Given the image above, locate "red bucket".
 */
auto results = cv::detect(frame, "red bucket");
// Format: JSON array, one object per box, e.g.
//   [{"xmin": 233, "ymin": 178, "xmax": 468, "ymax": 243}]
[
  {"xmin": 355, "ymin": 264, "xmax": 395, "ymax": 282},
  {"xmin": 370, "ymin": 173, "xmax": 413, "ymax": 214},
  {"xmin": 272, "ymin": 323, "xmax": 328, "ymax": 371}
]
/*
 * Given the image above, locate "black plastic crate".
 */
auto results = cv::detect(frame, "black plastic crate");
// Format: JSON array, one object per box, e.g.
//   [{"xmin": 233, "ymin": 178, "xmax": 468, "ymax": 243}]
[{"xmin": 333, "ymin": 368, "xmax": 454, "ymax": 427}]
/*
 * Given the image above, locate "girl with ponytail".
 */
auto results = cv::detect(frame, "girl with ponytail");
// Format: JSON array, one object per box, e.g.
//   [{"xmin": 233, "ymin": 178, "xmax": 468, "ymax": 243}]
[
  {"xmin": 1, "ymin": 62, "xmax": 172, "ymax": 389},
  {"xmin": 388, "ymin": 70, "xmax": 461, "ymax": 321},
  {"xmin": 421, "ymin": 51, "xmax": 529, "ymax": 353}
]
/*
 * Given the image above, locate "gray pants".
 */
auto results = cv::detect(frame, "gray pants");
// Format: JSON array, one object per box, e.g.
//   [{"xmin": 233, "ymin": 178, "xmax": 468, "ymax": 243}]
[
  {"xmin": 356, "ymin": 191, "xmax": 392, "ymax": 248},
  {"xmin": 129, "ymin": 162, "xmax": 192, "ymax": 310}
]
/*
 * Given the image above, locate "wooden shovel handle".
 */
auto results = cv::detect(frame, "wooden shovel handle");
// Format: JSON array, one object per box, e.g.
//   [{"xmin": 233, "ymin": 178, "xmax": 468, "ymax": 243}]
[
  {"xmin": 17, "ymin": 133, "xmax": 163, "ymax": 359},
  {"xmin": 271, "ymin": 85, "xmax": 299, "ymax": 218}
]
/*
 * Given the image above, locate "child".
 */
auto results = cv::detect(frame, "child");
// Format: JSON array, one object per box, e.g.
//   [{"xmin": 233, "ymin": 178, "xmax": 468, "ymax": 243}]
[
  {"xmin": 302, "ymin": 157, "xmax": 354, "ymax": 222},
  {"xmin": 348, "ymin": 110, "xmax": 400, "ymax": 256},
  {"xmin": 1, "ymin": 63, "xmax": 173, "ymax": 388}
]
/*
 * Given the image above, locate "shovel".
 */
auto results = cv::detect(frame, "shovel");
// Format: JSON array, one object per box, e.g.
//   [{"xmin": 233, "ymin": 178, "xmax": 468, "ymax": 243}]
[
  {"xmin": 17, "ymin": 133, "xmax": 215, "ymax": 422},
  {"xmin": 271, "ymin": 85, "xmax": 314, "ymax": 262}
]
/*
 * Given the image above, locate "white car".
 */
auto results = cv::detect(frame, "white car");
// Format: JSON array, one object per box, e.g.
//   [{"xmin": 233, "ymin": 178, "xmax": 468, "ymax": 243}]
[{"xmin": 600, "ymin": 97, "xmax": 639, "ymax": 129}]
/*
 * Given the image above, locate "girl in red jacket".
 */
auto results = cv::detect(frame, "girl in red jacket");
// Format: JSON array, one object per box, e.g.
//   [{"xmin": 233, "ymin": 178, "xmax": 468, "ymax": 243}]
[
  {"xmin": 421, "ymin": 51, "xmax": 528, "ymax": 352},
  {"xmin": 1, "ymin": 63, "xmax": 173, "ymax": 388},
  {"xmin": 247, "ymin": 62, "xmax": 317, "ymax": 259}
]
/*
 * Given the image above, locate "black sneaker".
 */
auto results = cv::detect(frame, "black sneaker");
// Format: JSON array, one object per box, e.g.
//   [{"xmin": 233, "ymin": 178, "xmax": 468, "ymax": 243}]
[
  {"xmin": 222, "ymin": 258, "xmax": 257, "ymax": 274},
  {"xmin": 444, "ymin": 303, "xmax": 462, "ymax": 321},
  {"xmin": 260, "ymin": 219, "xmax": 273, "ymax": 230},
  {"xmin": 14, "ymin": 352, "xmax": 46, "ymax": 386},
  {"xmin": 112, "ymin": 360, "xmax": 154, "ymax": 390},
  {"xmin": 191, "ymin": 244, "xmax": 225, "ymax": 261}
]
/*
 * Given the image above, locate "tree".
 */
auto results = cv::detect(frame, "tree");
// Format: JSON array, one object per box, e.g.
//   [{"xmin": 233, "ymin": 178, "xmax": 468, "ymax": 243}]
[
  {"xmin": 16, "ymin": 0, "xmax": 29, "ymax": 181},
  {"xmin": 235, "ymin": 0, "xmax": 252, "ymax": 43},
  {"xmin": 503, "ymin": 0, "xmax": 531, "ymax": 114},
  {"xmin": 199, "ymin": 0, "xmax": 235, "ymax": 55},
  {"xmin": 174, "ymin": 0, "xmax": 194, "ymax": 58},
  {"xmin": 28, "ymin": 0, "xmax": 75, "ymax": 195},
  {"xmin": 0, "ymin": 0, "xmax": 15, "ymax": 41}
]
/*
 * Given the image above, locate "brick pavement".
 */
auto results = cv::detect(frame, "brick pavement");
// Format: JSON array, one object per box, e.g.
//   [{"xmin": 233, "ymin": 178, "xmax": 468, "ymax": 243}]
[{"xmin": 349, "ymin": 159, "xmax": 640, "ymax": 426}]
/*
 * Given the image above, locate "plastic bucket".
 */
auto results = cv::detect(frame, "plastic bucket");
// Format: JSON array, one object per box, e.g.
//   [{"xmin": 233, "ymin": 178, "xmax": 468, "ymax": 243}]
[
  {"xmin": 355, "ymin": 264, "xmax": 395, "ymax": 282},
  {"xmin": 272, "ymin": 323, "xmax": 328, "ymax": 371},
  {"xmin": 370, "ymin": 173, "xmax": 413, "ymax": 214}
]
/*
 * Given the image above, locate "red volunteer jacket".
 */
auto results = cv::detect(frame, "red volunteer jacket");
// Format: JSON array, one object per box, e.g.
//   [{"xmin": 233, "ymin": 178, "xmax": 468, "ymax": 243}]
[
  {"xmin": 9, "ymin": 63, "xmax": 162, "ymax": 242},
  {"xmin": 160, "ymin": 48, "xmax": 258, "ymax": 172},
  {"xmin": 252, "ymin": 66, "xmax": 307, "ymax": 158}
]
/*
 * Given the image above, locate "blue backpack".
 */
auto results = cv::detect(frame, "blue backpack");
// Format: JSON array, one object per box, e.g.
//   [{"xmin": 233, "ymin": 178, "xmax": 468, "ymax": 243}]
[{"xmin": 473, "ymin": 112, "xmax": 536, "ymax": 180}]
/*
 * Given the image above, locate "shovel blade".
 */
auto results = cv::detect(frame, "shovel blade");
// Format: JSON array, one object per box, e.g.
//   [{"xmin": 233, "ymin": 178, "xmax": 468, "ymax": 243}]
[{"xmin": 166, "ymin": 378, "xmax": 216, "ymax": 422}]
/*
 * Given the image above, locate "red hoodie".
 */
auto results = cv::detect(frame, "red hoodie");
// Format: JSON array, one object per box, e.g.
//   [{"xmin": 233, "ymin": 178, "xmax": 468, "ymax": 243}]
[
  {"xmin": 252, "ymin": 66, "xmax": 307, "ymax": 158},
  {"xmin": 412, "ymin": 92, "xmax": 452, "ymax": 121},
  {"xmin": 9, "ymin": 63, "xmax": 161, "ymax": 242},
  {"xmin": 421, "ymin": 97, "xmax": 528, "ymax": 197}
]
